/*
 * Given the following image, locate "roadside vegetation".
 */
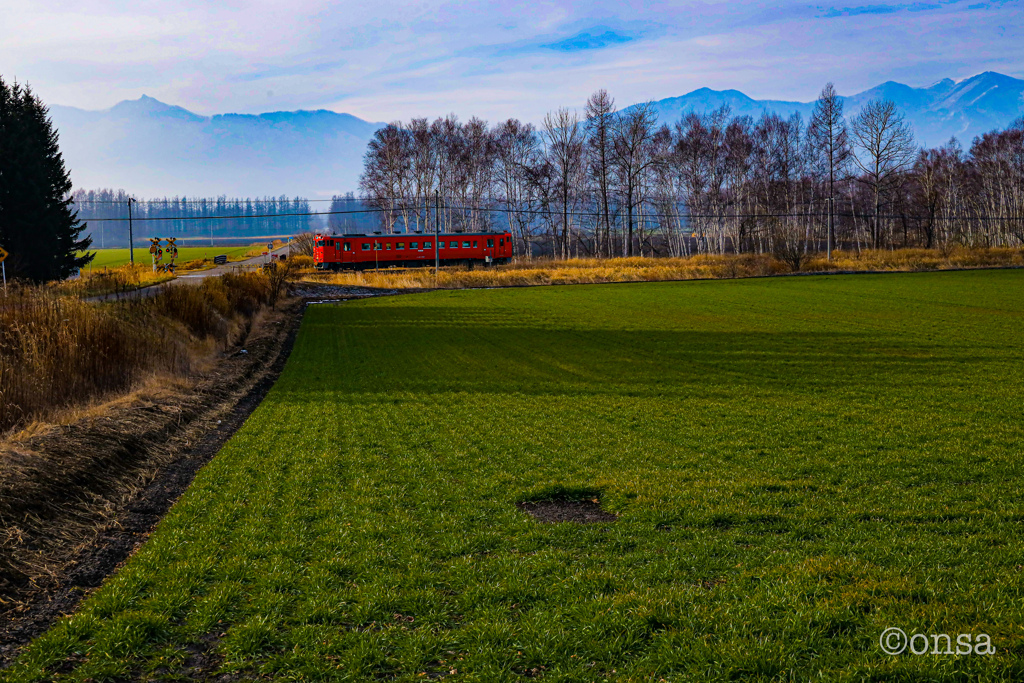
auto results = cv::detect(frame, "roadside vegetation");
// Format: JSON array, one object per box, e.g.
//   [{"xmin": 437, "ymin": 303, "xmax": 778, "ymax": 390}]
[
  {"xmin": 0, "ymin": 271, "xmax": 279, "ymax": 435},
  {"xmin": 5, "ymin": 270, "xmax": 1022, "ymax": 681},
  {"xmin": 303, "ymin": 246, "xmax": 1024, "ymax": 290}
]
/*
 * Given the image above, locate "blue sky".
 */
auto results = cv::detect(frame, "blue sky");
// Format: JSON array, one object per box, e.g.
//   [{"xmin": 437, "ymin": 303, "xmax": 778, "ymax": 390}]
[{"xmin": 2, "ymin": 0, "xmax": 1021, "ymax": 122}]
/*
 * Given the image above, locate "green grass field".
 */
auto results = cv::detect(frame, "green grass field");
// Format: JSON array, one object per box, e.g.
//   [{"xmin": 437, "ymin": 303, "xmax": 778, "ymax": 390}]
[
  {"xmin": 82, "ymin": 246, "xmax": 256, "ymax": 269},
  {"xmin": 6, "ymin": 271, "xmax": 1024, "ymax": 682}
]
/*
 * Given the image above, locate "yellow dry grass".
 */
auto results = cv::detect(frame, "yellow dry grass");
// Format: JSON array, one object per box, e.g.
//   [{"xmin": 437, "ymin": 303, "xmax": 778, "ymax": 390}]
[
  {"xmin": 53, "ymin": 263, "xmax": 174, "ymax": 298},
  {"xmin": 302, "ymin": 247, "xmax": 1024, "ymax": 290}
]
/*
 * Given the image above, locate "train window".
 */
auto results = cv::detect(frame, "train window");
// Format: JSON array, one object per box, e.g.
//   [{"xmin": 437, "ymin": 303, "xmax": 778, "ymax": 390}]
[
  {"xmin": 423, "ymin": 241, "xmax": 432, "ymax": 248},
  {"xmin": 344, "ymin": 242, "xmax": 351, "ymax": 251},
  {"xmin": 396, "ymin": 242, "xmax": 405, "ymax": 249},
  {"xmin": 362, "ymin": 243, "xmax": 371, "ymax": 251},
  {"xmin": 463, "ymin": 241, "xmax": 470, "ymax": 248},
  {"xmin": 374, "ymin": 242, "xmax": 382, "ymax": 250},
  {"xmin": 487, "ymin": 239, "xmax": 494, "ymax": 248},
  {"xmin": 473, "ymin": 241, "xmax": 478, "ymax": 248},
  {"xmin": 386, "ymin": 244, "xmax": 392, "ymax": 250},
  {"xmin": 315, "ymin": 240, "xmax": 324, "ymax": 247},
  {"xmin": 410, "ymin": 242, "xmax": 418, "ymax": 249},
  {"xmin": 499, "ymin": 238, "xmax": 504, "ymax": 246},
  {"xmin": 328, "ymin": 240, "xmax": 335, "ymax": 247}
]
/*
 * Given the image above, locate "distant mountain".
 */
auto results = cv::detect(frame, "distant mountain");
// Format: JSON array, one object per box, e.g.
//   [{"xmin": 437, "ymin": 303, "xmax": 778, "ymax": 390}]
[
  {"xmin": 50, "ymin": 73, "xmax": 1024, "ymax": 199},
  {"xmin": 49, "ymin": 96, "xmax": 383, "ymax": 198},
  {"xmin": 636, "ymin": 72, "xmax": 1024, "ymax": 147}
]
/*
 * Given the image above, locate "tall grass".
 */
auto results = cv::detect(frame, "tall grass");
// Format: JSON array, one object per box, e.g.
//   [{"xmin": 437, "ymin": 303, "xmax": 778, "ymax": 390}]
[
  {"xmin": 0, "ymin": 272, "xmax": 276, "ymax": 434},
  {"xmin": 305, "ymin": 247, "xmax": 1024, "ymax": 290},
  {"xmin": 55, "ymin": 263, "xmax": 173, "ymax": 298}
]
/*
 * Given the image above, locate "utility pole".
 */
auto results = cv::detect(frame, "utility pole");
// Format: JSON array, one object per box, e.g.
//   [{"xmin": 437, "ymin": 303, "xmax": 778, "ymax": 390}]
[
  {"xmin": 434, "ymin": 189, "xmax": 440, "ymax": 276},
  {"xmin": 127, "ymin": 197, "xmax": 136, "ymax": 265}
]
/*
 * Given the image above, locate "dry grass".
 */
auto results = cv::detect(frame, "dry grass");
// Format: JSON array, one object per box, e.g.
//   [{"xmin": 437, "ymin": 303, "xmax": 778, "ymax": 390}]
[
  {"xmin": 806, "ymin": 246, "xmax": 1024, "ymax": 272},
  {"xmin": 0, "ymin": 272, "xmax": 277, "ymax": 435},
  {"xmin": 303, "ymin": 247, "xmax": 1024, "ymax": 290},
  {"xmin": 54, "ymin": 263, "xmax": 174, "ymax": 298}
]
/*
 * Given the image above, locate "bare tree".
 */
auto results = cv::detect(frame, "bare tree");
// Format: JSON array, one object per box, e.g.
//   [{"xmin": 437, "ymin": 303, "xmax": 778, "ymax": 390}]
[
  {"xmin": 543, "ymin": 108, "xmax": 586, "ymax": 259},
  {"xmin": 359, "ymin": 122, "xmax": 413, "ymax": 233},
  {"xmin": 851, "ymin": 99, "xmax": 916, "ymax": 248},
  {"xmin": 807, "ymin": 83, "xmax": 851, "ymax": 258},
  {"xmin": 493, "ymin": 118, "xmax": 540, "ymax": 258},
  {"xmin": 409, "ymin": 117, "xmax": 437, "ymax": 232},
  {"xmin": 585, "ymin": 90, "xmax": 616, "ymax": 257},
  {"xmin": 612, "ymin": 103, "xmax": 659, "ymax": 256}
]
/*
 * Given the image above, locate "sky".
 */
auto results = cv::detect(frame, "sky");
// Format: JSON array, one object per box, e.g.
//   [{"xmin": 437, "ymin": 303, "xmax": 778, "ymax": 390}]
[{"xmin": 2, "ymin": 0, "xmax": 1022, "ymax": 122}]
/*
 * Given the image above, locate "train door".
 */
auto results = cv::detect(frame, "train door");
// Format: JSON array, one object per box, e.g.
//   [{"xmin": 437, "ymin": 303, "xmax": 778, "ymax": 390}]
[
  {"xmin": 341, "ymin": 240, "xmax": 353, "ymax": 267},
  {"xmin": 485, "ymin": 237, "xmax": 496, "ymax": 265}
]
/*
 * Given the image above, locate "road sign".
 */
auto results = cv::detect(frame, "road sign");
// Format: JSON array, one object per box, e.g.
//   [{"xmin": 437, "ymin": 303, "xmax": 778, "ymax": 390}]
[
  {"xmin": 0, "ymin": 246, "xmax": 7, "ymax": 263},
  {"xmin": 267, "ymin": 242, "xmax": 274, "ymax": 250}
]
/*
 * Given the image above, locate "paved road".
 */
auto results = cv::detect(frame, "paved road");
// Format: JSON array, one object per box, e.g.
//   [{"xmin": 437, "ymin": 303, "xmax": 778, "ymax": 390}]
[{"xmin": 86, "ymin": 244, "xmax": 291, "ymax": 303}]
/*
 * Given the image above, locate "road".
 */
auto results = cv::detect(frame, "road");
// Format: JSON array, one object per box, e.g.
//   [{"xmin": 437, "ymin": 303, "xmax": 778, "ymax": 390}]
[{"xmin": 86, "ymin": 243, "xmax": 291, "ymax": 303}]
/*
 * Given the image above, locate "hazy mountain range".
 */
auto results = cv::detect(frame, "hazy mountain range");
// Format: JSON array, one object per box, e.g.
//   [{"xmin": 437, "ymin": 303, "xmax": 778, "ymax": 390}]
[{"xmin": 50, "ymin": 71, "xmax": 1023, "ymax": 199}]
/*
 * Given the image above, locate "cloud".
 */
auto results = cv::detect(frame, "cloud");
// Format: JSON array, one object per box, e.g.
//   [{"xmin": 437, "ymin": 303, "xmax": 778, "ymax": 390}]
[
  {"xmin": 2, "ymin": 0, "xmax": 1021, "ymax": 126},
  {"xmin": 540, "ymin": 28, "xmax": 634, "ymax": 52}
]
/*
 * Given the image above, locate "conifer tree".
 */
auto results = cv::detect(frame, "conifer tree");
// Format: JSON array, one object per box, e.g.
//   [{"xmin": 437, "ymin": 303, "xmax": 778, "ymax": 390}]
[{"xmin": 0, "ymin": 77, "xmax": 92, "ymax": 281}]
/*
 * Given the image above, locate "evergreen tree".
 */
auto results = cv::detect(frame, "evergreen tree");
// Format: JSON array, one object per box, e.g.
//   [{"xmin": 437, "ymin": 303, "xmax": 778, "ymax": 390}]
[{"xmin": 0, "ymin": 78, "xmax": 92, "ymax": 281}]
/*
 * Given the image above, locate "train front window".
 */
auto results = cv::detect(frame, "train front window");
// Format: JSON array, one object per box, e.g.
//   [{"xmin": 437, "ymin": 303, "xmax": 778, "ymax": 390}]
[{"xmin": 315, "ymin": 239, "xmax": 324, "ymax": 247}]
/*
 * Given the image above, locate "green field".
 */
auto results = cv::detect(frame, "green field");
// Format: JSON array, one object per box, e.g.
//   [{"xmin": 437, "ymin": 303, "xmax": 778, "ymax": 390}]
[
  {"xmin": 82, "ymin": 246, "xmax": 256, "ymax": 269},
  {"xmin": 6, "ymin": 271, "xmax": 1024, "ymax": 681}
]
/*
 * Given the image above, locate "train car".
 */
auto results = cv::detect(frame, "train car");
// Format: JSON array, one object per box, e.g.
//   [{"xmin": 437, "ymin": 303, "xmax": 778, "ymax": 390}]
[{"xmin": 312, "ymin": 230, "xmax": 514, "ymax": 271}]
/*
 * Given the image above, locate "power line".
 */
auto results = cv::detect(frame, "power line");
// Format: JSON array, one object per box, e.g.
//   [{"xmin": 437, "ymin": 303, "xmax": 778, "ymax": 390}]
[{"xmin": 79, "ymin": 203, "xmax": 1024, "ymax": 224}]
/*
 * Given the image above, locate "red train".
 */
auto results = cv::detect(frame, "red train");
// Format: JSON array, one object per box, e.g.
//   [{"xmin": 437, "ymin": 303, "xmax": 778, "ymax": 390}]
[{"xmin": 312, "ymin": 231, "xmax": 514, "ymax": 271}]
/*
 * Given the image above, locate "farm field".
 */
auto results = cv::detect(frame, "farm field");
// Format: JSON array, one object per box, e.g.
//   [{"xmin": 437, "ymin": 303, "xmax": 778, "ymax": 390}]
[
  {"xmin": 6, "ymin": 270, "xmax": 1024, "ymax": 681},
  {"xmin": 81, "ymin": 245, "xmax": 256, "ymax": 270}
]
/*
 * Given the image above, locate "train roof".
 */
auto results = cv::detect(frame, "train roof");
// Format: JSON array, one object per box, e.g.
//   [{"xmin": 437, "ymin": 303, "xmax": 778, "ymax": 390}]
[{"xmin": 316, "ymin": 230, "xmax": 509, "ymax": 238}]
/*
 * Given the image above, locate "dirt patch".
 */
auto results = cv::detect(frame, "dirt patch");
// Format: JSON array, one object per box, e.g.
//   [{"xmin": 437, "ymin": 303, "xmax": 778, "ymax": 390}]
[
  {"xmin": 0, "ymin": 298, "xmax": 305, "ymax": 666},
  {"xmin": 516, "ymin": 500, "xmax": 618, "ymax": 524},
  {"xmin": 289, "ymin": 282, "xmax": 406, "ymax": 300}
]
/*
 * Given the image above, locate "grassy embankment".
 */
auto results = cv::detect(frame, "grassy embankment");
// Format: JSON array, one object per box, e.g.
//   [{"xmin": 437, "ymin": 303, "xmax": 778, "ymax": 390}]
[
  {"xmin": 304, "ymin": 247, "xmax": 1024, "ymax": 290},
  {"xmin": 0, "ymin": 273, "xmax": 275, "ymax": 435},
  {"xmin": 5, "ymin": 270, "xmax": 1024, "ymax": 681}
]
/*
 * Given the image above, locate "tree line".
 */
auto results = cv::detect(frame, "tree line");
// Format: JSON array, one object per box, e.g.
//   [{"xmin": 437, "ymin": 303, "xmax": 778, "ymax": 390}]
[
  {"xmin": 0, "ymin": 78, "xmax": 91, "ymax": 281},
  {"xmin": 359, "ymin": 85, "xmax": 1024, "ymax": 260},
  {"xmin": 72, "ymin": 190, "xmax": 322, "ymax": 247}
]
